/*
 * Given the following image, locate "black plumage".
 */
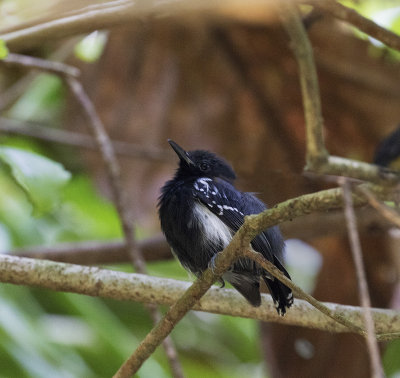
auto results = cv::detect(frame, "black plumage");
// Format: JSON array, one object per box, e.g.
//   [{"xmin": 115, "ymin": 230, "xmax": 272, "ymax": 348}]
[
  {"xmin": 374, "ymin": 124, "xmax": 400, "ymax": 168},
  {"xmin": 158, "ymin": 140, "xmax": 293, "ymax": 315}
]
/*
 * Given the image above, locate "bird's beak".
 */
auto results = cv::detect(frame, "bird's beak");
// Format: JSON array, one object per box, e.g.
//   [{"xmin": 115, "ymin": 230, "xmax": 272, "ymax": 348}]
[{"xmin": 168, "ymin": 140, "xmax": 194, "ymax": 166}]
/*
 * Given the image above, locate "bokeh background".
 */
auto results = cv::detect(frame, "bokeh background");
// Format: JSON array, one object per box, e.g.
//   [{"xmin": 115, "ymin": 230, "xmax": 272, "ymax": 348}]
[{"xmin": 0, "ymin": 1, "xmax": 400, "ymax": 377}]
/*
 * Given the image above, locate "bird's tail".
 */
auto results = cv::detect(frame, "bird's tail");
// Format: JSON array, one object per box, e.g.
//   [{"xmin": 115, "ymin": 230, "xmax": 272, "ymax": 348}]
[{"xmin": 262, "ymin": 256, "xmax": 293, "ymax": 316}]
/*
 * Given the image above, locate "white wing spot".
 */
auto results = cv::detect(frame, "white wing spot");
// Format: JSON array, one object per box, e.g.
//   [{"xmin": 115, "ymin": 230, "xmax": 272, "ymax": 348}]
[{"xmin": 194, "ymin": 178, "xmax": 213, "ymax": 194}]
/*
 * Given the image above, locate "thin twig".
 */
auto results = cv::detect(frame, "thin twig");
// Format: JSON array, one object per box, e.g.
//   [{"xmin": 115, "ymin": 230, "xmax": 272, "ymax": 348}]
[
  {"xmin": 341, "ymin": 180, "xmax": 383, "ymax": 377},
  {"xmin": 2, "ymin": 53, "xmax": 80, "ymax": 77},
  {"xmin": 307, "ymin": 0, "xmax": 400, "ymax": 52},
  {"xmin": 1, "ymin": 253, "xmax": 400, "ymax": 337},
  {"xmin": 358, "ymin": 186, "xmax": 400, "ymax": 229},
  {"xmin": 65, "ymin": 77, "xmax": 184, "ymax": 378},
  {"xmin": 0, "ymin": 117, "xmax": 172, "ymax": 162},
  {"xmin": 66, "ymin": 78, "xmax": 144, "ymax": 266},
  {"xmin": 0, "ymin": 39, "xmax": 79, "ymax": 112}
]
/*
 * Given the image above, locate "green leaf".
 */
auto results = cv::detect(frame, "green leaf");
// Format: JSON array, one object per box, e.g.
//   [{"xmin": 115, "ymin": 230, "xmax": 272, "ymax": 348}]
[
  {"xmin": 0, "ymin": 39, "xmax": 9, "ymax": 59},
  {"xmin": 0, "ymin": 147, "xmax": 71, "ymax": 215},
  {"xmin": 74, "ymin": 31, "xmax": 107, "ymax": 63}
]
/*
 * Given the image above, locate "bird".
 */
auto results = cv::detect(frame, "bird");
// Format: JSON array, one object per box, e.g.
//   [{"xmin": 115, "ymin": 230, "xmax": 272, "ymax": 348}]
[
  {"xmin": 158, "ymin": 140, "xmax": 293, "ymax": 315},
  {"xmin": 374, "ymin": 124, "xmax": 400, "ymax": 169}
]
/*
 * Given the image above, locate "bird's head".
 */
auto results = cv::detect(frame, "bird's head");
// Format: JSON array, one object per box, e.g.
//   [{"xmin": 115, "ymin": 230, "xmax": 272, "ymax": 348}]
[{"xmin": 168, "ymin": 139, "xmax": 236, "ymax": 182}]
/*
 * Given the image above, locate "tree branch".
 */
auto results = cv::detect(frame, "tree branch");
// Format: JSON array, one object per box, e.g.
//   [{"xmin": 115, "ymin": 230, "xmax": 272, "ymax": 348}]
[
  {"xmin": 358, "ymin": 186, "xmax": 400, "ymax": 229},
  {"xmin": 279, "ymin": 3, "xmax": 400, "ymax": 185},
  {"xmin": 2, "ymin": 53, "xmax": 80, "ymax": 77},
  {"xmin": 279, "ymin": 3, "xmax": 327, "ymax": 166},
  {"xmin": 0, "ymin": 253, "xmax": 399, "ymax": 338},
  {"xmin": 243, "ymin": 248, "xmax": 366, "ymax": 336},
  {"xmin": 307, "ymin": 0, "xmax": 400, "ymax": 52},
  {"xmin": 0, "ymin": 0, "xmax": 296, "ymax": 51},
  {"xmin": 0, "ymin": 0, "xmax": 136, "ymax": 51},
  {"xmin": 341, "ymin": 179, "xmax": 383, "ymax": 377}
]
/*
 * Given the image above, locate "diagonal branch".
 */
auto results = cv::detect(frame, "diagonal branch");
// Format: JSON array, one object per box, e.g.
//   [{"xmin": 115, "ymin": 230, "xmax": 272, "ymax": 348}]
[
  {"xmin": 358, "ymin": 186, "xmax": 400, "ymax": 229},
  {"xmin": 113, "ymin": 184, "xmax": 399, "ymax": 376},
  {"xmin": 243, "ymin": 248, "xmax": 365, "ymax": 336},
  {"xmin": 65, "ymin": 76, "xmax": 184, "ymax": 378},
  {"xmin": 307, "ymin": 0, "xmax": 400, "ymax": 52}
]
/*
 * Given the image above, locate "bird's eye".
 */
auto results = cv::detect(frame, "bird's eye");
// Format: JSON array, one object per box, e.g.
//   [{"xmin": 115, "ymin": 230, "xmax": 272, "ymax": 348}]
[{"xmin": 199, "ymin": 162, "xmax": 209, "ymax": 171}]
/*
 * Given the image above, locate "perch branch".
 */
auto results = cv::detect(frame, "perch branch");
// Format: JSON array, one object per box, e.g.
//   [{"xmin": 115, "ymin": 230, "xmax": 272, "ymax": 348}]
[
  {"xmin": 0, "ymin": 254, "xmax": 399, "ymax": 339},
  {"xmin": 341, "ymin": 180, "xmax": 383, "ymax": 377}
]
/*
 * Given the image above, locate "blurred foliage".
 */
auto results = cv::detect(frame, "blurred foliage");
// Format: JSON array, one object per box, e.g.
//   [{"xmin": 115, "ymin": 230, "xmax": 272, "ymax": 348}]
[
  {"xmin": 0, "ymin": 39, "xmax": 8, "ymax": 59},
  {"xmin": 74, "ymin": 31, "xmax": 108, "ymax": 63},
  {"xmin": 0, "ymin": 1, "xmax": 399, "ymax": 377},
  {"xmin": 0, "ymin": 146, "xmax": 71, "ymax": 216},
  {"xmin": 7, "ymin": 74, "xmax": 65, "ymax": 124}
]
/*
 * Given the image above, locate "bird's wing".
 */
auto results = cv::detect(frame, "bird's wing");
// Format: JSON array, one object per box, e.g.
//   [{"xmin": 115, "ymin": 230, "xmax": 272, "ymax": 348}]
[
  {"xmin": 192, "ymin": 177, "xmax": 246, "ymax": 231},
  {"xmin": 192, "ymin": 177, "xmax": 281, "ymax": 261}
]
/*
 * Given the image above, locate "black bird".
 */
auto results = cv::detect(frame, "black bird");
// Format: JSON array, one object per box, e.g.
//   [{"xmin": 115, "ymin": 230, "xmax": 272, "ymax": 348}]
[
  {"xmin": 158, "ymin": 140, "xmax": 293, "ymax": 315},
  {"xmin": 374, "ymin": 124, "xmax": 400, "ymax": 168}
]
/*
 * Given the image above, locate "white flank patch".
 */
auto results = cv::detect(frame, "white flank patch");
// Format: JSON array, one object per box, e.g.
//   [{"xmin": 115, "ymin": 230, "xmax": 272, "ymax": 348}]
[{"xmin": 191, "ymin": 202, "xmax": 232, "ymax": 247}]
